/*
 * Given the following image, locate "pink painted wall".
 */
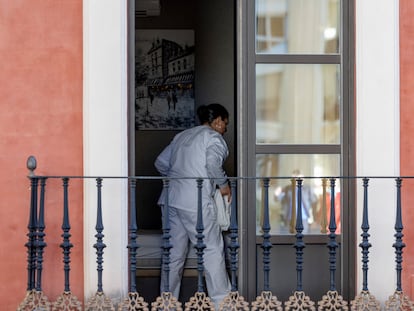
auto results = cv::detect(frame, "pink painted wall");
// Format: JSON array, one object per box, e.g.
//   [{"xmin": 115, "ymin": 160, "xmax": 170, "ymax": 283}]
[
  {"xmin": 400, "ymin": 0, "xmax": 414, "ymax": 298},
  {"xmin": 0, "ymin": 1, "xmax": 83, "ymax": 308}
]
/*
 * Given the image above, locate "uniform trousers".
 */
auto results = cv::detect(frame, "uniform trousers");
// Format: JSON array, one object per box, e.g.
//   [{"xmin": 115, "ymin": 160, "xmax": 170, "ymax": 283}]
[{"xmin": 160, "ymin": 204, "xmax": 231, "ymax": 308}]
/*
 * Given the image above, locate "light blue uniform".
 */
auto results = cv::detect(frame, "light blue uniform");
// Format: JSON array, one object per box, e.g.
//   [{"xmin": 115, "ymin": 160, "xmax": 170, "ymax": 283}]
[{"xmin": 155, "ymin": 125, "xmax": 231, "ymax": 307}]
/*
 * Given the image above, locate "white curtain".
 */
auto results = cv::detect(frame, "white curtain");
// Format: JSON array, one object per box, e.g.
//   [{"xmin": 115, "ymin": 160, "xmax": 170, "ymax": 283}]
[{"xmin": 278, "ymin": 0, "xmax": 327, "ymax": 176}]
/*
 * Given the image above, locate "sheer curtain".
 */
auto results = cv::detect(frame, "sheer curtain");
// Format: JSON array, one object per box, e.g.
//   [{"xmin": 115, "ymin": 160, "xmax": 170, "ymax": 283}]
[{"xmin": 278, "ymin": 0, "xmax": 328, "ymax": 176}]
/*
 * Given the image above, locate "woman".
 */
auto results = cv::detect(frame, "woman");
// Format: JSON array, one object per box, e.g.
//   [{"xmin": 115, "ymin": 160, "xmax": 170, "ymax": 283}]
[{"xmin": 154, "ymin": 103, "xmax": 231, "ymax": 308}]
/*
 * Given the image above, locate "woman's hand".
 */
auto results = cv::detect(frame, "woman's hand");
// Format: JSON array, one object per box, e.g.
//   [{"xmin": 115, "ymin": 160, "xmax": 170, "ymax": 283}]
[{"xmin": 220, "ymin": 184, "xmax": 232, "ymax": 203}]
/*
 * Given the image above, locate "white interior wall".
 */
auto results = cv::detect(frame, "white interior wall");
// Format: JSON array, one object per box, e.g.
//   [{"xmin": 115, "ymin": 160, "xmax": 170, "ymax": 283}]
[
  {"xmin": 355, "ymin": 0, "xmax": 400, "ymax": 301},
  {"xmin": 83, "ymin": 0, "xmax": 129, "ymax": 303}
]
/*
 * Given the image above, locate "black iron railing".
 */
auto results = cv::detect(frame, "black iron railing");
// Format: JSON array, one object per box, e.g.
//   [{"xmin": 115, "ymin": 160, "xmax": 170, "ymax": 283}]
[{"xmin": 17, "ymin": 156, "xmax": 414, "ymax": 310}]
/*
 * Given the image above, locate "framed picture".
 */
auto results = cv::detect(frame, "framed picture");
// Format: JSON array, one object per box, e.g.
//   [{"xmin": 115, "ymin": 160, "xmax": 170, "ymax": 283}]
[{"xmin": 135, "ymin": 29, "xmax": 195, "ymax": 130}]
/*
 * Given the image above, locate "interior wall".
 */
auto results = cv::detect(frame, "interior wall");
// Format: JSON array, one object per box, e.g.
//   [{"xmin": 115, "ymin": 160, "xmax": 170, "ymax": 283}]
[{"xmin": 135, "ymin": 0, "xmax": 235, "ymax": 230}]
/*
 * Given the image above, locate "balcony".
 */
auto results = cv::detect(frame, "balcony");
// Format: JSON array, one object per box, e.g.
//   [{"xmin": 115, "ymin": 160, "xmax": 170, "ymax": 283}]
[{"xmin": 17, "ymin": 156, "xmax": 414, "ymax": 310}]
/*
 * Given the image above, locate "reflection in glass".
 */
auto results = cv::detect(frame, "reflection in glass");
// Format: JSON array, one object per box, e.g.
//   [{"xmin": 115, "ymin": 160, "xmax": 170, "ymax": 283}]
[
  {"xmin": 256, "ymin": 64, "xmax": 340, "ymax": 144},
  {"xmin": 256, "ymin": 154, "xmax": 340, "ymax": 235},
  {"xmin": 256, "ymin": 0, "xmax": 340, "ymax": 54}
]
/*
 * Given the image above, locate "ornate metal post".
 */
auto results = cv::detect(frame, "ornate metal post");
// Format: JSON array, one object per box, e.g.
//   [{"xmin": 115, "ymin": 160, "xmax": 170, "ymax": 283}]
[
  {"xmin": 53, "ymin": 177, "xmax": 82, "ymax": 310},
  {"xmin": 328, "ymin": 178, "xmax": 338, "ymax": 292},
  {"xmin": 251, "ymin": 178, "xmax": 281, "ymax": 311},
  {"xmin": 28, "ymin": 168, "xmax": 38, "ymax": 292},
  {"xmin": 152, "ymin": 178, "xmax": 181, "ymax": 311},
  {"xmin": 295, "ymin": 178, "xmax": 304, "ymax": 292},
  {"xmin": 186, "ymin": 178, "xmax": 213, "ymax": 310},
  {"xmin": 317, "ymin": 178, "xmax": 347, "ymax": 310},
  {"xmin": 61, "ymin": 178, "xmax": 73, "ymax": 292},
  {"xmin": 219, "ymin": 178, "xmax": 248, "ymax": 311},
  {"xmin": 351, "ymin": 178, "xmax": 380, "ymax": 310},
  {"xmin": 361, "ymin": 178, "xmax": 370, "ymax": 292},
  {"xmin": 228, "ymin": 179, "xmax": 239, "ymax": 292},
  {"xmin": 384, "ymin": 178, "xmax": 414, "ymax": 310},
  {"xmin": 95, "ymin": 178, "xmax": 105, "ymax": 293},
  {"xmin": 261, "ymin": 178, "xmax": 271, "ymax": 292},
  {"xmin": 18, "ymin": 156, "xmax": 50, "ymax": 311},
  {"xmin": 35, "ymin": 177, "xmax": 47, "ymax": 292},
  {"xmin": 160, "ymin": 178, "xmax": 172, "ymax": 293},
  {"xmin": 85, "ymin": 178, "xmax": 114, "ymax": 311},
  {"xmin": 285, "ymin": 178, "xmax": 315, "ymax": 311},
  {"xmin": 129, "ymin": 179, "xmax": 139, "ymax": 293},
  {"xmin": 118, "ymin": 178, "xmax": 148, "ymax": 311},
  {"xmin": 195, "ymin": 178, "xmax": 206, "ymax": 293}
]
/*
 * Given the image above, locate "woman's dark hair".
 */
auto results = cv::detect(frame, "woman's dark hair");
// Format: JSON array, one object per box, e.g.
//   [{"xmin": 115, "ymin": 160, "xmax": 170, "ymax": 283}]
[{"xmin": 197, "ymin": 103, "xmax": 229, "ymax": 124}]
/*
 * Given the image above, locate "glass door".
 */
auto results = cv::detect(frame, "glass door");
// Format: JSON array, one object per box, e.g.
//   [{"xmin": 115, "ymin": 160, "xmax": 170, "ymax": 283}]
[{"xmin": 241, "ymin": 0, "xmax": 355, "ymax": 302}]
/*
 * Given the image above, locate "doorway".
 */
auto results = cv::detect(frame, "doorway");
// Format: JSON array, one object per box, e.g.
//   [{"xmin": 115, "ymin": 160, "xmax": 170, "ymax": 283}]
[
  {"xmin": 133, "ymin": 0, "xmax": 236, "ymax": 303},
  {"xmin": 131, "ymin": 0, "xmax": 355, "ymax": 304}
]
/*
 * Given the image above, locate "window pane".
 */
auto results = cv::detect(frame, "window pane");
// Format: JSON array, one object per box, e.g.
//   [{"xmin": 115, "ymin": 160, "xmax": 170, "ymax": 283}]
[
  {"xmin": 256, "ymin": 63, "xmax": 340, "ymax": 144},
  {"xmin": 256, "ymin": 0, "xmax": 340, "ymax": 54},
  {"xmin": 256, "ymin": 154, "xmax": 341, "ymax": 235}
]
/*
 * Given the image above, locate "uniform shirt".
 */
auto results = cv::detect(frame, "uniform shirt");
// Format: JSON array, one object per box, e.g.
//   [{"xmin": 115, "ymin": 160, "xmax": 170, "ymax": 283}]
[{"xmin": 155, "ymin": 125, "xmax": 229, "ymax": 211}]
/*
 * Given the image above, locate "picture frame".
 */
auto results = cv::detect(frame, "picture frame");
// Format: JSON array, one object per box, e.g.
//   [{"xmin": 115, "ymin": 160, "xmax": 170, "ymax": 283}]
[{"xmin": 135, "ymin": 29, "xmax": 195, "ymax": 130}]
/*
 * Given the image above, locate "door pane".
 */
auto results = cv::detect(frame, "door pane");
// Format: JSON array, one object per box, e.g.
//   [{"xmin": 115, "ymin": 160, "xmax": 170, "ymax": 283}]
[
  {"xmin": 256, "ymin": 0, "xmax": 340, "ymax": 54},
  {"xmin": 256, "ymin": 63, "xmax": 340, "ymax": 144},
  {"xmin": 256, "ymin": 154, "xmax": 340, "ymax": 235}
]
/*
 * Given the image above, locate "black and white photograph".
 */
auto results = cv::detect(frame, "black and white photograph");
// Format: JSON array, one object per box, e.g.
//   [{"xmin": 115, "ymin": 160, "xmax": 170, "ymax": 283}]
[{"xmin": 135, "ymin": 29, "xmax": 195, "ymax": 130}]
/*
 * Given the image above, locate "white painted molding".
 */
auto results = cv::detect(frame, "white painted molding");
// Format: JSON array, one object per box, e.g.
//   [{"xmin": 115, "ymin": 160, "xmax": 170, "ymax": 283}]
[
  {"xmin": 83, "ymin": 0, "xmax": 129, "ymax": 302},
  {"xmin": 355, "ymin": 0, "xmax": 399, "ymax": 301}
]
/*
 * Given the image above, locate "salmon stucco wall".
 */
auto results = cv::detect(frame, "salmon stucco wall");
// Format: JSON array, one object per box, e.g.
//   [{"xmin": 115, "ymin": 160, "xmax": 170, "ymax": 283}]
[
  {"xmin": 0, "ymin": 1, "xmax": 83, "ymax": 309},
  {"xmin": 400, "ymin": 0, "xmax": 414, "ymax": 299}
]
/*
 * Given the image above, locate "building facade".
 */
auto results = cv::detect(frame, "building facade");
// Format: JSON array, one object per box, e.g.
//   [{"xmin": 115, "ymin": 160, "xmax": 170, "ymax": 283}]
[{"xmin": 1, "ymin": 0, "xmax": 414, "ymax": 309}]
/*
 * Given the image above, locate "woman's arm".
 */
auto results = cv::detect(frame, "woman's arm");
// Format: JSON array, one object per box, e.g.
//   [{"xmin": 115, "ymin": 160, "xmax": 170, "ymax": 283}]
[{"xmin": 154, "ymin": 143, "xmax": 173, "ymax": 176}]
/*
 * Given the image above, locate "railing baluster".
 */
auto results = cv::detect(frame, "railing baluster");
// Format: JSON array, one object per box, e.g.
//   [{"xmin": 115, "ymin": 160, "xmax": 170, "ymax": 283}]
[
  {"xmin": 118, "ymin": 178, "xmax": 148, "ymax": 311},
  {"xmin": 285, "ymin": 178, "xmax": 315, "ymax": 311},
  {"xmin": 28, "ymin": 175, "xmax": 38, "ymax": 292},
  {"xmin": 219, "ymin": 178, "xmax": 249, "ymax": 311},
  {"xmin": 251, "ymin": 178, "xmax": 282, "ymax": 311},
  {"xmin": 95, "ymin": 177, "xmax": 105, "ymax": 293},
  {"xmin": 295, "ymin": 178, "xmax": 304, "ymax": 292},
  {"xmin": 328, "ymin": 178, "xmax": 338, "ymax": 292},
  {"xmin": 185, "ymin": 178, "xmax": 214, "ymax": 310},
  {"xmin": 361, "ymin": 178, "xmax": 370, "ymax": 292},
  {"xmin": 384, "ymin": 178, "xmax": 414, "ymax": 310},
  {"xmin": 152, "ymin": 178, "xmax": 181, "ymax": 310},
  {"xmin": 18, "ymin": 156, "xmax": 51, "ymax": 311},
  {"xmin": 351, "ymin": 178, "xmax": 380, "ymax": 310},
  {"xmin": 129, "ymin": 179, "xmax": 139, "ymax": 293},
  {"xmin": 161, "ymin": 178, "xmax": 172, "ymax": 294},
  {"xmin": 25, "ymin": 154, "xmax": 38, "ymax": 292},
  {"xmin": 61, "ymin": 177, "xmax": 72, "ymax": 292},
  {"xmin": 317, "ymin": 178, "xmax": 347, "ymax": 310},
  {"xmin": 195, "ymin": 178, "xmax": 206, "ymax": 294},
  {"xmin": 85, "ymin": 177, "xmax": 114, "ymax": 311},
  {"xmin": 53, "ymin": 177, "xmax": 82, "ymax": 310},
  {"xmin": 261, "ymin": 178, "xmax": 271, "ymax": 292},
  {"xmin": 35, "ymin": 177, "xmax": 47, "ymax": 290},
  {"xmin": 228, "ymin": 179, "xmax": 239, "ymax": 292},
  {"xmin": 394, "ymin": 178, "xmax": 404, "ymax": 292}
]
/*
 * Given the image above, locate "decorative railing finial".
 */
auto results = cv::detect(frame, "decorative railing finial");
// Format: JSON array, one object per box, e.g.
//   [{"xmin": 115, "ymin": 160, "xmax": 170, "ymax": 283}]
[{"xmin": 27, "ymin": 155, "xmax": 37, "ymax": 177}]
